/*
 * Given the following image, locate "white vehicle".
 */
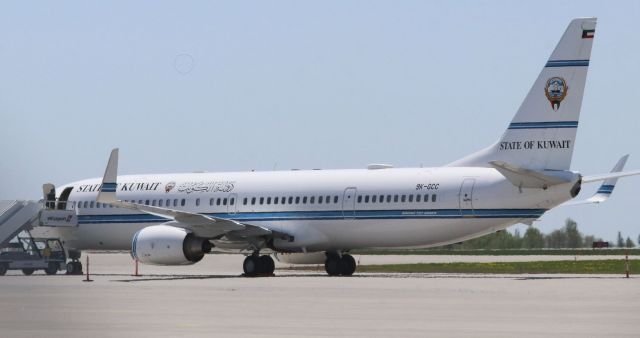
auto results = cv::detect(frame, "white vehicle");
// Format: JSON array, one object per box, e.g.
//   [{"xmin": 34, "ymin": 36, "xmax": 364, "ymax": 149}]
[{"xmin": 32, "ymin": 18, "xmax": 640, "ymax": 276}]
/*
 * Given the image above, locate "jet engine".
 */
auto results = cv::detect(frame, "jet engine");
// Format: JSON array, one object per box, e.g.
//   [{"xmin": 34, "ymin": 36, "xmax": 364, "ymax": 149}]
[{"xmin": 131, "ymin": 225, "xmax": 212, "ymax": 265}]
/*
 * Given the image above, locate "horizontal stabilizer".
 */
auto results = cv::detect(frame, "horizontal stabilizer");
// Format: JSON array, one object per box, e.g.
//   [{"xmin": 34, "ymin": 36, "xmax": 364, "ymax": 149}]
[
  {"xmin": 490, "ymin": 161, "xmax": 572, "ymax": 189},
  {"xmin": 565, "ymin": 155, "xmax": 635, "ymax": 205}
]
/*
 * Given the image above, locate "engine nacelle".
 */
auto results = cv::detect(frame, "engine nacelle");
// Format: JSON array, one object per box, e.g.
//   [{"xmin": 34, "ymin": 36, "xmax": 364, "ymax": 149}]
[{"xmin": 131, "ymin": 225, "xmax": 212, "ymax": 265}]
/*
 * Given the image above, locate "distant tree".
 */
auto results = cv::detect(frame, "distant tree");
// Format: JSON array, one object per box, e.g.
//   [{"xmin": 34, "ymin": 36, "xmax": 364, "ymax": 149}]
[
  {"xmin": 583, "ymin": 235, "xmax": 596, "ymax": 248},
  {"xmin": 564, "ymin": 218, "xmax": 583, "ymax": 248},
  {"xmin": 522, "ymin": 227, "xmax": 545, "ymax": 249},
  {"xmin": 625, "ymin": 237, "xmax": 635, "ymax": 248},
  {"xmin": 617, "ymin": 231, "xmax": 625, "ymax": 248},
  {"xmin": 546, "ymin": 229, "xmax": 567, "ymax": 248}
]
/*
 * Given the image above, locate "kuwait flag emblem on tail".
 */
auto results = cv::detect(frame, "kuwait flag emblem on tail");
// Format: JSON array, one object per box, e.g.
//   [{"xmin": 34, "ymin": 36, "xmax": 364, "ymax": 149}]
[{"xmin": 582, "ymin": 29, "xmax": 595, "ymax": 39}]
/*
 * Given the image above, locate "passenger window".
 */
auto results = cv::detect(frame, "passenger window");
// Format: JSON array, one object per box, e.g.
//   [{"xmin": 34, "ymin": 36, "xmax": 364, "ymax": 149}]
[
  {"xmin": 223, "ymin": 198, "xmax": 228, "ymax": 206},
  {"xmin": 318, "ymin": 196, "xmax": 323, "ymax": 204},
  {"xmin": 138, "ymin": 200, "xmax": 143, "ymax": 204},
  {"xmin": 210, "ymin": 198, "xmax": 214, "ymax": 206},
  {"xmin": 251, "ymin": 197, "xmax": 256, "ymax": 205},
  {"xmin": 181, "ymin": 199, "xmax": 186, "ymax": 206},
  {"xmin": 274, "ymin": 197, "xmax": 279, "ymax": 205},
  {"xmin": 84, "ymin": 201, "xmax": 88, "ymax": 208},
  {"xmin": 357, "ymin": 196, "xmax": 362, "ymax": 203},
  {"xmin": 408, "ymin": 195, "xmax": 413, "ymax": 202},
  {"xmin": 326, "ymin": 196, "xmax": 330, "ymax": 204},
  {"xmin": 365, "ymin": 195, "xmax": 369, "ymax": 203},
  {"xmin": 416, "ymin": 194, "xmax": 421, "ymax": 202},
  {"xmin": 310, "ymin": 196, "xmax": 315, "ymax": 204},
  {"xmin": 90, "ymin": 201, "xmax": 94, "ymax": 208},
  {"xmin": 195, "ymin": 198, "xmax": 200, "ymax": 206},
  {"xmin": 401, "ymin": 195, "xmax": 406, "ymax": 203},
  {"xmin": 334, "ymin": 196, "xmax": 339, "ymax": 203},
  {"xmin": 372, "ymin": 195, "xmax": 377, "ymax": 203},
  {"xmin": 394, "ymin": 195, "xmax": 399, "ymax": 203},
  {"xmin": 288, "ymin": 197, "xmax": 293, "ymax": 204},
  {"xmin": 230, "ymin": 198, "xmax": 235, "ymax": 205},
  {"xmin": 159, "ymin": 199, "xmax": 163, "ymax": 207},
  {"xmin": 216, "ymin": 198, "xmax": 221, "ymax": 206},
  {"xmin": 387, "ymin": 195, "xmax": 392, "ymax": 203},
  {"xmin": 281, "ymin": 197, "xmax": 286, "ymax": 204},
  {"xmin": 267, "ymin": 197, "xmax": 271, "ymax": 205},
  {"xmin": 432, "ymin": 194, "xmax": 437, "ymax": 202},
  {"xmin": 166, "ymin": 199, "xmax": 171, "ymax": 207},
  {"xmin": 424, "ymin": 194, "xmax": 429, "ymax": 202},
  {"xmin": 174, "ymin": 199, "xmax": 178, "ymax": 207},
  {"xmin": 243, "ymin": 197, "xmax": 248, "ymax": 205},
  {"xmin": 303, "ymin": 196, "xmax": 308, "ymax": 204},
  {"xmin": 145, "ymin": 200, "xmax": 149, "ymax": 205},
  {"xmin": 295, "ymin": 196, "xmax": 300, "ymax": 204}
]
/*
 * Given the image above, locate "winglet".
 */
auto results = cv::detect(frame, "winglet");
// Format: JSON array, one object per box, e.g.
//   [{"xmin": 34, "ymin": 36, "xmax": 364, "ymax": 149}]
[
  {"xmin": 97, "ymin": 148, "xmax": 119, "ymax": 203},
  {"xmin": 567, "ymin": 155, "xmax": 629, "ymax": 205}
]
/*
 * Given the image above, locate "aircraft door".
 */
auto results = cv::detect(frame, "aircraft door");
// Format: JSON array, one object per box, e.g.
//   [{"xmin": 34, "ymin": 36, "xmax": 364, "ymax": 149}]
[
  {"xmin": 459, "ymin": 179, "xmax": 475, "ymax": 215},
  {"xmin": 342, "ymin": 187, "xmax": 357, "ymax": 219},
  {"xmin": 227, "ymin": 193, "xmax": 238, "ymax": 214}
]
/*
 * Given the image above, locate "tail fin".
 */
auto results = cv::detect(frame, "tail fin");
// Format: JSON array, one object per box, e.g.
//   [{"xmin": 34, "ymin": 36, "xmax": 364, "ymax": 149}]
[{"xmin": 449, "ymin": 18, "xmax": 597, "ymax": 170}]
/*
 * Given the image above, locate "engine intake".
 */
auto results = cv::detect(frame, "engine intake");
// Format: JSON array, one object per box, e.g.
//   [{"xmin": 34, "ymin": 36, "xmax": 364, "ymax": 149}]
[{"xmin": 131, "ymin": 225, "xmax": 212, "ymax": 265}]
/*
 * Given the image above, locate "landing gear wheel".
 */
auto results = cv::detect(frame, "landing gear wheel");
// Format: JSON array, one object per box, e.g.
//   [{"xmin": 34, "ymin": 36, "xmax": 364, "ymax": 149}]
[
  {"xmin": 0, "ymin": 264, "xmax": 6, "ymax": 276},
  {"xmin": 340, "ymin": 254, "xmax": 356, "ymax": 276},
  {"xmin": 260, "ymin": 255, "xmax": 275, "ymax": 275},
  {"xmin": 66, "ymin": 261, "xmax": 83, "ymax": 275},
  {"xmin": 22, "ymin": 268, "xmax": 35, "ymax": 276},
  {"xmin": 45, "ymin": 262, "xmax": 59, "ymax": 275},
  {"xmin": 243, "ymin": 255, "xmax": 261, "ymax": 277},
  {"xmin": 324, "ymin": 255, "xmax": 341, "ymax": 276}
]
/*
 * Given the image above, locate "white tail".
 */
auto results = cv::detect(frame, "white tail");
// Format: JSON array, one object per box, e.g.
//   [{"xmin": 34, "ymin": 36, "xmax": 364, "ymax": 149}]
[{"xmin": 449, "ymin": 18, "xmax": 597, "ymax": 170}]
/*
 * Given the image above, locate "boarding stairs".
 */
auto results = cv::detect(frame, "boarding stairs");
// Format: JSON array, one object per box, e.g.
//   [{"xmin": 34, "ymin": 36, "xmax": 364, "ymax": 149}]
[{"xmin": 0, "ymin": 200, "xmax": 42, "ymax": 248}]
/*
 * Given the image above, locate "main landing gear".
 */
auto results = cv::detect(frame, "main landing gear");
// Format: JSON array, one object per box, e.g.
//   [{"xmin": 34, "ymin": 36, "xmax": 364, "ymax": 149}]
[
  {"xmin": 65, "ymin": 250, "xmax": 83, "ymax": 275},
  {"xmin": 324, "ymin": 252, "xmax": 356, "ymax": 276},
  {"xmin": 243, "ymin": 253, "xmax": 275, "ymax": 277}
]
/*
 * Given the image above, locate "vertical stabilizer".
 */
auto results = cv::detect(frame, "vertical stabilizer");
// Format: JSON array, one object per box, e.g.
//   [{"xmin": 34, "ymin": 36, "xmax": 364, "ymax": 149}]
[{"xmin": 449, "ymin": 18, "xmax": 597, "ymax": 170}]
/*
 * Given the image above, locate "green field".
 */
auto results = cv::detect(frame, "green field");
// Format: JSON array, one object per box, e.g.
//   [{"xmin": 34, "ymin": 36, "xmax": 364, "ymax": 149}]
[
  {"xmin": 294, "ymin": 260, "xmax": 638, "ymax": 274},
  {"xmin": 351, "ymin": 248, "xmax": 640, "ymax": 256}
]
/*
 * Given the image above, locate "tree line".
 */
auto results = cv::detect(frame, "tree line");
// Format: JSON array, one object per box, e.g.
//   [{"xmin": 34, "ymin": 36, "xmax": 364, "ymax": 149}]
[{"xmin": 454, "ymin": 218, "xmax": 638, "ymax": 249}]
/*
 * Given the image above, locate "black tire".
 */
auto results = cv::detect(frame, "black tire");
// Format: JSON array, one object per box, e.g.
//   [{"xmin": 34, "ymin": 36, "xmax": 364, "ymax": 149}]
[
  {"xmin": 0, "ymin": 263, "xmax": 7, "ymax": 276},
  {"xmin": 260, "ymin": 255, "xmax": 275, "ymax": 275},
  {"xmin": 340, "ymin": 254, "xmax": 356, "ymax": 276},
  {"xmin": 74, "ymin": 262, "xmax": 83, "ymax": 275},
  {"xmin": 22, "ymin": 268, "xmax": 35, "ymax": 276},
  {"xmin": 66, "ymin": 262, "xmax": 78, "ymax": 275},
  {"xmin": 243, "ymin": 256, "xmax": 260, "ymax": 277},
  {"xmin": 324, "ymin": 256, "xmax": 341, "ymax": 276},
  {"xmin": 45, "ymin": 262, "xmax": 58, "ymax": 275}
]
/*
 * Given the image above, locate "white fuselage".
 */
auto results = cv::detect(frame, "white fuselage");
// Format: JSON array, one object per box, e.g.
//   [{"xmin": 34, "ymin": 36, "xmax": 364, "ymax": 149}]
[{"xmin": 33, "ymin": 167, "xmax": 576, "ymax": 253}]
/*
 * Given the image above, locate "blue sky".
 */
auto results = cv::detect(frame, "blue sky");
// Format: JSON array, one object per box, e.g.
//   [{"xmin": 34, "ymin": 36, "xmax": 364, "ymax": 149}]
[{"xmin": 1, "ymin": 1, "xmax": 638, "ymax": 242}]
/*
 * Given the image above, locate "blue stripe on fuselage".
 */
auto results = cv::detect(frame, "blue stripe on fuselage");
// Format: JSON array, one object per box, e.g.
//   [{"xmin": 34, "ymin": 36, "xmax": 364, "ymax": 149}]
[{"xmin": 77, "ymin": 208, "xmax": 547, "ymax": 224}]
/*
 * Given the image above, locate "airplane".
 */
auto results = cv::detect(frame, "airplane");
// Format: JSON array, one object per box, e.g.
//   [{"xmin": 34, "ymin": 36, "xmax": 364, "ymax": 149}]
[{"xmin": 31, "ymin": 17, "xmax": 640, "ymax": 276}]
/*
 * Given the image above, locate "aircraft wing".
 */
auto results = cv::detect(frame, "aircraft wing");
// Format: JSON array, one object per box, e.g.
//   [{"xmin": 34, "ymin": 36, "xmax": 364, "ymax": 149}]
[
  {"xmin": 96, "ymin": 149, "xmax": 273, "ymax": 239},
  {"xmin": 565, "ymin": 155, "xmax": 635, "ymax": 205}
]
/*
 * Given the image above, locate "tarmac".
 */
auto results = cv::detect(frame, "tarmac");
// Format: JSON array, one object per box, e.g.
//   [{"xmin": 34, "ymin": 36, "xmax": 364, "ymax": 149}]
[{"xmin": 0, "ymin": 253, "xmax": 638, "ymax": 338}]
